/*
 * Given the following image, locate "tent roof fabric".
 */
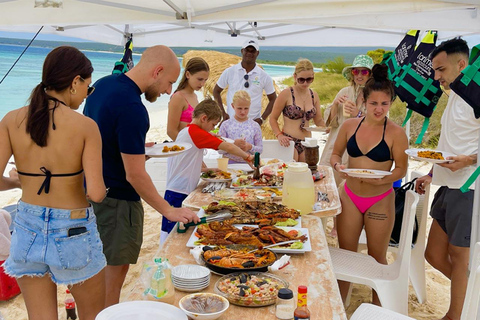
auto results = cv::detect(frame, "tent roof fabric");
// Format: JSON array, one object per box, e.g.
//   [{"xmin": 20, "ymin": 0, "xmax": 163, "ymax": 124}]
[{"xmin": 0, "ymin": 0, "xmax": 478, "ymax": 46}]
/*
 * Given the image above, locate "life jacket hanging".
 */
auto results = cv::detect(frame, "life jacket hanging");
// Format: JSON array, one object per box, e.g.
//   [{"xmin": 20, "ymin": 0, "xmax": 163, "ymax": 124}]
[
  {"xmin": 112, "ymin": 37, "xmax": 134, "ymax": 75},
  {"xmin": 451, "ymin": 43, "xmax": 480, "ymax": 194},
  {"xmin": 450, "ymin": 43, "xmax": 480, "ymax": 119},
  {"xmin": 393, "ymin": 31, "xmax": 443, "ymax": 144},
  {"xmin": 382, "ymin": 29, "xmax": 420, "ymax": 81}
]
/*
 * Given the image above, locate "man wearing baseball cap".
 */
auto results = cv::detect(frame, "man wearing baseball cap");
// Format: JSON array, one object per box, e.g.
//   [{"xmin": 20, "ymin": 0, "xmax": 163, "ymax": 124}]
[{"xmin": 214, "ymin": 39, "xmax": 276, "ymax": 126}]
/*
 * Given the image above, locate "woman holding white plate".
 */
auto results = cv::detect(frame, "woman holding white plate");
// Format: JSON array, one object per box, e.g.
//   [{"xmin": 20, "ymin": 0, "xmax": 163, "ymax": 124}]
[{"xmin": 330, "ymin": 64, "xmax": 408, "ymax": 306}]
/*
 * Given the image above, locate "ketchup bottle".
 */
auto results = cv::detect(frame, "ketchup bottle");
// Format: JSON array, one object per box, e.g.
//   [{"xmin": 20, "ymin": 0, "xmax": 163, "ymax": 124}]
[{"xmin": 294, "ymin": 285, "xmax": 310, "ymax": 320}]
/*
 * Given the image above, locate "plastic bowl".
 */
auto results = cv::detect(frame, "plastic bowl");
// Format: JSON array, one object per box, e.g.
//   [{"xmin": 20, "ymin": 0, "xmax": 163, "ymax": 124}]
[
  {"xmin": 179, "ymin": 293, "xmax": 229, "ymax": 320},
  {"xmin": 214, "ymin": 272, "xmax": 289, "ymax": 307}
]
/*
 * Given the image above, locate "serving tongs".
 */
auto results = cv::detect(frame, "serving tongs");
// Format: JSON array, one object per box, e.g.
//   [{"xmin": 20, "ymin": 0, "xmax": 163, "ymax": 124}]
[
  {"xmin": 247, "ymin": 240, "xmax": 299, "ymax": 253},
  {"xmin": 177, "ymin": 211, "xmax": 232, "ymax": 233}
]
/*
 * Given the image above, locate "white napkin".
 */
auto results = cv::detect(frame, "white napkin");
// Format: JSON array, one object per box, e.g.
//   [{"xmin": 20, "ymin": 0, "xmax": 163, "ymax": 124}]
[
  {"xmin": 190, "ymin": 246, "xmax": 206, "ymax": 266},
  {"xmin": 268, "ymin": 254, "xmax": 291, "ymax": 271}
]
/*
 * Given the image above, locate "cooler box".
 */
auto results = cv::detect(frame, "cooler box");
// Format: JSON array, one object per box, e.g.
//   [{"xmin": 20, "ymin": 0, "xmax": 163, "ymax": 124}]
[{"xmin": 0, "ymin": 261, "xmax": 20, "ymax": 300}]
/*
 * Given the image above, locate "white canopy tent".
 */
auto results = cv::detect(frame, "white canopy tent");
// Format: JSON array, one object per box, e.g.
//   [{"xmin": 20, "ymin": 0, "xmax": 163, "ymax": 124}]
[
  {"xmin": 0, "ymin": 0, "xmax": 478, "ymax": 47},
  {"xmin": 1, "ymin": 0, "xmax": 480, "ymax": 263}
]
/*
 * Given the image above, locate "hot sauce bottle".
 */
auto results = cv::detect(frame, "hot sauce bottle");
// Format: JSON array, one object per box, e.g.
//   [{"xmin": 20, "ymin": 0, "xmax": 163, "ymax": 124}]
[{"xmin": 294, "ymin": 285, "xmax": 310, "ymax": 320}]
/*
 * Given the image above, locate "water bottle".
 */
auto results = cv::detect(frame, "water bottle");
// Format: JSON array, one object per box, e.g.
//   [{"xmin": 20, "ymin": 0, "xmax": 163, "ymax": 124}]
[{"xmin": 65, "ymin": 289, "xmax": 77, "ymax": 320}]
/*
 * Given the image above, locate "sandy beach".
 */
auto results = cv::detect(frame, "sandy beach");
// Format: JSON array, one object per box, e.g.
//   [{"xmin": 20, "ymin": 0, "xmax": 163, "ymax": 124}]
[{"xmin": 0, "ymin": 113, "xmax": 451, "ymax": 319}]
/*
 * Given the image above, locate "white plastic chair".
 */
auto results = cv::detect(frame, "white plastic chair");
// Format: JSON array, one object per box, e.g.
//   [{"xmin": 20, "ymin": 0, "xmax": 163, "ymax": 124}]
[
  {"xmin": 356, "ymin": 170, "xmax": 430, "ymax": 304},
  {"xmin": 350, "ymin": 303, "xmax": 416, "ymax": 320},
  {"xmin": 461, "ymin": 242, "xmax": 480, "ymax": 320},
  {"xmin": 261, "ymin": 140, "xmax": 294, "ymax": 162},
  {"xmin": 329, "ymin": 190, "xmax": 419, "ymax": 315},
  {"xmin": 351, "ymin": 242, "xmax": 480, "ymax": 320}
]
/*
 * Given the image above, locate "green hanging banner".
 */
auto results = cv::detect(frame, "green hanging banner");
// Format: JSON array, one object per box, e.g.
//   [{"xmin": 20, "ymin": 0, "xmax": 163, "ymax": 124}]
[
  {"xmin": 450, "ymin": 43, "xmax": 480, "ymax": 119},
  {"xmin": 112, "ymin": 37, "xmax": 134, "ymax": 75}
]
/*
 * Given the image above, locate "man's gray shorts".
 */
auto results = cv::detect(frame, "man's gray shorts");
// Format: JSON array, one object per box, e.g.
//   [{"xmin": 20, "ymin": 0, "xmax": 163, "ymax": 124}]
[
  {"xmin": 430, "ymin": 186, "xmax": 474, "ymax": 247},
  {"xmin": 91, "ymin": 197, "xmax": 144, "ymax": 265}
]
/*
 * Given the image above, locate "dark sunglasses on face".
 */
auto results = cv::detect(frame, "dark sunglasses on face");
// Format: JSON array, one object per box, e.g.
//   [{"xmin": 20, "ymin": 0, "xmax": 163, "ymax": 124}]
[
  {"xmin": 352, "ymin": 69, "xmax": 370, "ymax": 76},
  {"xmin": 80, "ymin": 77, "xmax": 95, "ymax": 96},
  {"xmin": 244, "ymin": 74, "xmax": 249, "ymax": 88},
  {"xmin": 297, "ymin": 77, "xmax": 314, "ymax": 84}
]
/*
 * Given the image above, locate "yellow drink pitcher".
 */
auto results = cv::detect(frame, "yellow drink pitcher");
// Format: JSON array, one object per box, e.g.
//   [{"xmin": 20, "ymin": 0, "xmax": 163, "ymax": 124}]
[{"xmin": 282, "ymin": 162, "xmax": 315, "ymax": 215}]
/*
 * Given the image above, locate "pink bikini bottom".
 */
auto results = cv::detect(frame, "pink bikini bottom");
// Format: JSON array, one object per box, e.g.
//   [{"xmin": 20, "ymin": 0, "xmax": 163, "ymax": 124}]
[{"xmin": 344, "ymin": 183, "xmax": 393, "ymax": 214}]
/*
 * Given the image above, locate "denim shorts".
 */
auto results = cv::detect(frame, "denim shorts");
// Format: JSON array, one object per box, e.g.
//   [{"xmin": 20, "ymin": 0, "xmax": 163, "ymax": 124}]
[{"xmin": 3, "ymin": 201, "xmax": 106, "ymax": 285}]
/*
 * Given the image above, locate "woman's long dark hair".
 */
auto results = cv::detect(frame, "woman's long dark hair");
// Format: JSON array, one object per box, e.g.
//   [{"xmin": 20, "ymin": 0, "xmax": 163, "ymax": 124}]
[
  {"xmin": 363, "ymin": 64, "xmax": 395, "ymax": 102},
  {"xmin": 27, "ymin": 46, "xmax": 93, "ymax": 147},
  {"xmin": 174, "ymin": 57, "xmax": 209, "ymax": 93}
]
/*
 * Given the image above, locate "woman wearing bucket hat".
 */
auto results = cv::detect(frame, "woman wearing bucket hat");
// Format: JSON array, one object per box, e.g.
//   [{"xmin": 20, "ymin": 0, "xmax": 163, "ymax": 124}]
[{"xmin": 319, "ymin": 54, "xmax": 374, "ymax": 185}]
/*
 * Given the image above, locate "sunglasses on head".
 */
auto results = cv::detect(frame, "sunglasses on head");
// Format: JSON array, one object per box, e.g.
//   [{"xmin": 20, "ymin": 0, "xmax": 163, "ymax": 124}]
[
  {"xmin": 351, "ymin": 69, "xmax": 370, "ymax": 76},
  {"xmin": 80, "ymin": 77, "xmax": 95, "ymax": 96},
  {"xmin": 297, "ymin": 77, "xmax": 314, "ymax": 84},
  {"xmin": 244, "ymin": 74, "xmax": 249, "ymax": 88}
]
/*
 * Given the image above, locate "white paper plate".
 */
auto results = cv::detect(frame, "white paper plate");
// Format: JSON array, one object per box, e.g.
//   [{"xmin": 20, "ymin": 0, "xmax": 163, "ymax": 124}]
[
  {"xmin": 304, "ymin": 126, "xmax": 328, "ymax": 132},
  {"xmin": 145, "ymin": 142, "xmax": 191, "ymax": 158},
  {"xmin": 341, "ymin": 168, "xmax": 392, "ymax": 179},
  {"xmin": 96, "ymin": 301, "xmax": 187, "ymax": 320},
  {"xmin": 201, "ymin": 177, "xmax": 233, "ymax": 183},
  {"xmin": 171, "ymin": 265, "xmax": 211, "ymax": 279},
  {"xmin": 174, "ymin": 284, "xmax": 210, "ymax": 292},
  {"xmin": 228, "ymin": 163, "xmax": 254, "ymax": 173},
  {"xmin": 187, "ymin": 225, "xmax": 311, "ymax": 254},
  {"xmin": 220, "ymin": 137, "xmax": 235, "ymax": 143},
  {"xmin": 405, "ymin": 148, "xmax": 455, "ymax": 164}
]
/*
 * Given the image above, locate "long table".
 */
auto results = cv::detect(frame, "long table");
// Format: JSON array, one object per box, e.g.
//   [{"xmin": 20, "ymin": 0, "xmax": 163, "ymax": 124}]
[
  {"xmin": 129, "ymin": 214, "xmax": 347, "ymax": 320},
  {"xmin": 183, "ymin": 165, "xmax": 341, "ymax": 218}
]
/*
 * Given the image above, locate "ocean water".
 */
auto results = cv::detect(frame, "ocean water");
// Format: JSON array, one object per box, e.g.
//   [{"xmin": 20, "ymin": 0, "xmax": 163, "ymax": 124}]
[{"xmin": 0, "ymin": 44, "xmax": 295, "ymax": 118}]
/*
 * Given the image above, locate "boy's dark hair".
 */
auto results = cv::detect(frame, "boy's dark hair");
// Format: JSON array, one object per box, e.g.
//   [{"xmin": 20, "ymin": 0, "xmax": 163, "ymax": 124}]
[
  {"xmin": 193, "ymin": 97, "xmax": 222, "ymax": 121},
  {"xmin": 363, "ymin": 64, "xmax": 395, "ymax": 102},
  {"xmin": 431, "ymin": 37, "xmax": 469, "ymax": 60}
]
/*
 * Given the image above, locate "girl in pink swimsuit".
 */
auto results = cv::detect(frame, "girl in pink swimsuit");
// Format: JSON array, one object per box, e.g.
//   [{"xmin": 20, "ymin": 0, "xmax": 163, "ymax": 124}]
[
  {"xmin": 330, "ymin": 64, "xmax": 409, "ymax": 306},
  {"xmin": 167, "ymin": 57, "xmax": 209, "ymax": 140}
]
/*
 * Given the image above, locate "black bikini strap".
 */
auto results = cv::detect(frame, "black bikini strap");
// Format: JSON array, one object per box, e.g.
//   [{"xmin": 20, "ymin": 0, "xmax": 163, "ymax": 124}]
[
  {"xmin": 17, "ymin": 167, "xmax": 83, "ymax": 195},
  {"xmin": 353, "ymin": 117, "xmax": 365, "ymax": 135},
  {"xmin": 382, "ymin": 117, "xmax": 388, "ymax": 139},
  {"xmin": 309, "ymin": 89, "xmax": 315, "ymax": 105},
  {"xmin": 47, "ymin": 98, "xmax": 67, "ymax": 130}
]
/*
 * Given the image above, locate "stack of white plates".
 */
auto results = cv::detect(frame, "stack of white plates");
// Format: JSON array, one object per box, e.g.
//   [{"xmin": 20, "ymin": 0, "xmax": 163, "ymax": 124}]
[{"xmin": 171, "ymin": 264, "xmax": 211, "ymax": 292}]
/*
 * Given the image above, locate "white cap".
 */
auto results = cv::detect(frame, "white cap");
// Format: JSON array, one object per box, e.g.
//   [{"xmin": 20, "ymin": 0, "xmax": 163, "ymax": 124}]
[{"xmin": 242, "ymin": 39, "xmax": 259, "ymax": 51}]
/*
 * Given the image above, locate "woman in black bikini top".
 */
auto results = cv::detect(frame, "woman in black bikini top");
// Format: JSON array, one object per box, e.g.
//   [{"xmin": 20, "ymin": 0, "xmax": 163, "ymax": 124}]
[{"xmin": 269, "ymin": 59, "xmax": 325, "ymax": 162}]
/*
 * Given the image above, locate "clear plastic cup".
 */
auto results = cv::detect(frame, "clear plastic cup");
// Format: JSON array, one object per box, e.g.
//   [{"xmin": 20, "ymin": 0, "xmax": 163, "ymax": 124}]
[{"xmin": 217, "ymin": 158, "xmax": 229, "ymax": 172}]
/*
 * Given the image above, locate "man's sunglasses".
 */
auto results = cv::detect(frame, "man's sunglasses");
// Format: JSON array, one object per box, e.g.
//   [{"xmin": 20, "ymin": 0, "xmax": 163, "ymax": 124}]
[
  {"xmin": 80, "ymin": 77, "xmax": 96, "ymax": 96},
  {"xmin": 244, "ymin": 74, "xmax": 249, "ymax": 88},
  {"xmin": 351, "ymin": 69, "xmax": 371, "ymax": 76},
  {"xmin": 297, "ymin": 77, "xmax": 314, "ymax": 84}
]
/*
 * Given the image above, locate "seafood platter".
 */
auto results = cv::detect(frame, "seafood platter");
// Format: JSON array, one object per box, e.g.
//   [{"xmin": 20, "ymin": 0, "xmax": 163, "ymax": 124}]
[
  {"xmin": 231, "ymin": 161, "xmax": 286, "ymax": 188},
  {"xmin": 201, "ymin": 200, "xmax": 300, "ymax": 227},
  {"xmin": 213, "ymin": 187, "xmax": 282, "ymax": 201},
  {"xmin": 201, "ymin": 245, "xmax": 277, "ymax": 275},
  {"xmin": 187, "ymin": 221, "xmax": 311, "ymax": 254}
]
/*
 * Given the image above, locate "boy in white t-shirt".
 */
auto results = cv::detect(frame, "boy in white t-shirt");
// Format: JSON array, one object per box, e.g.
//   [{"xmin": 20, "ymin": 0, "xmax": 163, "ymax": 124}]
[{"xmin": 161, "ymin": 98, "xmax": 253, "ymax": 241}]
